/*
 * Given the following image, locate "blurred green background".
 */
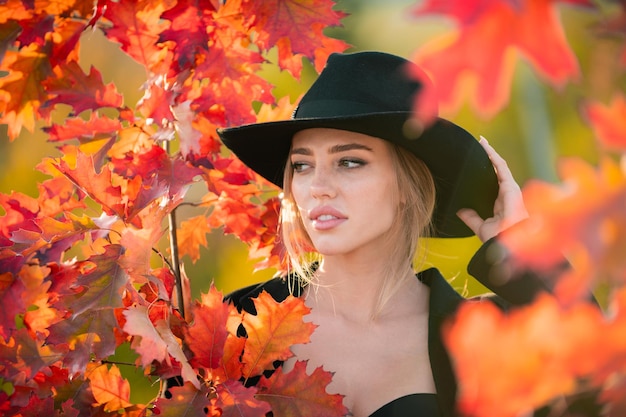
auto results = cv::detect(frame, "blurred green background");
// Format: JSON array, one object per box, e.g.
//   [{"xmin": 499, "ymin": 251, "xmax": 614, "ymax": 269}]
[{"xmin": 1, "ymin": 0, "xmax": 624, "ymax": 404}]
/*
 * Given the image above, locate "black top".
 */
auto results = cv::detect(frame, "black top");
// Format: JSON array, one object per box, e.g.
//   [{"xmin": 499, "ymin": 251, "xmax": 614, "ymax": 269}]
[
  {"xmin": 370, "ymin": 394, "xmax": 440, "ymax": 417},
  {"xmin": 225, "ymin": 238, "xmax": 600, "ymax": 417}
]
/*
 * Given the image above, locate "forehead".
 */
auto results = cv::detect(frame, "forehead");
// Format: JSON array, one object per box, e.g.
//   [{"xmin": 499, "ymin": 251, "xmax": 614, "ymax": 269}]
[{"xmin": 291, "ymin": 128, "xmax": 390, "ymax": 152}]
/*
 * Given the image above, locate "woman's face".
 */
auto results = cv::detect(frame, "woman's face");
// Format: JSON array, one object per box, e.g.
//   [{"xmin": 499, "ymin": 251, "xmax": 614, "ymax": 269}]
[{"xmin": 289, "ymin": 128, "xmax": 398, "ymax": 259}]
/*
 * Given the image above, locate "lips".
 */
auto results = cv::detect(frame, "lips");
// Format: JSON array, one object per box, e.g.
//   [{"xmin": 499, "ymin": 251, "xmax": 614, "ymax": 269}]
[{"xmin": 308, "ymin": 206, "xmax": 347, "ymax": 230}]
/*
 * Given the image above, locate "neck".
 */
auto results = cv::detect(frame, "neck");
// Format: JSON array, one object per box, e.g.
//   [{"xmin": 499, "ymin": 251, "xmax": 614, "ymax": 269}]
[{"xmin": 306, "ymin": 255, "xmax": 417, "ymax": 322}]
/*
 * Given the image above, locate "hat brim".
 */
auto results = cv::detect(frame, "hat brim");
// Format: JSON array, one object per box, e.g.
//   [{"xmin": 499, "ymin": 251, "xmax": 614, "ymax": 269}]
[{"xmin": 218, "ymin": 112, "xmax": 498, "ymax": 238}]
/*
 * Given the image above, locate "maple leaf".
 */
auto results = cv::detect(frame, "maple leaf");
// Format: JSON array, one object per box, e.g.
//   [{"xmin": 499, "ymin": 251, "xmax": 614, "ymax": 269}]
[
  {"xmin": 257, "ymin": 360, "xmax": 348, "ymax": 417},
  {"xmin": 411, "ymin": 0, "xmax": 595, "ymax": 117},
  {"xmin": 87, "ymin": 363, "xmax": 133, "ymax": 412},
  {"xmin": 585, "ymin": 94, "xmax": 626, "ymax": 152},
  {"xmin": 0, "ymin": 44, "xmax": 52, "ymax": 139},
  {"xmin": 241, "ymin": 292, "xmax": 316, "ymax": 379},
  {"xmin": 186, "ymin": 285, "xmax": 232, "ymax": 370},
  {"xmin": 246, "ymin": 0, "xmax": 349, "ymax": 77}
]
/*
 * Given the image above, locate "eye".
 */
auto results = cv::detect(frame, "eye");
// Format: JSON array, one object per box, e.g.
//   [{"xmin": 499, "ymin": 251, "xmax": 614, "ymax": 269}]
[
  {"xmin": 291, "ymin": 161, "xmax": 311, "ymax": 173},
  {"xmin": 339, "ymin": 158, "xmax": 365, "ymax": 169}
]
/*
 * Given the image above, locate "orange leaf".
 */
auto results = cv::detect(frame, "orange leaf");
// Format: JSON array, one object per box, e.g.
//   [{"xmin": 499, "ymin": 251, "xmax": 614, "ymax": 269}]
[
  {"xmin": 445, "ymin": 295, "xmax": 606, "ymax": 417},
  {"xmin": 241, "ymin": 292, "xmax": 316, "ymax": 378},
  {"xmin": 88, "ymin": 363, "xmax": 133, "ymax": 412},
  {"xmin": 177, "ymin": 216, "xmax": 211, "ymax": 263},
  {"xmin": 585, "ymin": 94, "xmax": 626, "ymax": 152},
  {"xmin": 0, "ymin": 44, "xmax": 51, "ymax": 139},
  {"xmin": 500, "ymin": 157, "xmax": 626, "ymax": 301},
  {"xmin": 412, "ymin": 0, "xmax": 594, "ymax": 117},
  {"xmin": 257, "ymin": 360, "xmax": 348, "ymax": 417}
]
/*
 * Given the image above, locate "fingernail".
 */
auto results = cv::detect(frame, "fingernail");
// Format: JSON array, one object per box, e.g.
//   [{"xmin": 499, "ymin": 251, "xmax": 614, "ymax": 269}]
[{"xmin": 479, "ymin": 135, "xmax": 488, "ymax": 143}]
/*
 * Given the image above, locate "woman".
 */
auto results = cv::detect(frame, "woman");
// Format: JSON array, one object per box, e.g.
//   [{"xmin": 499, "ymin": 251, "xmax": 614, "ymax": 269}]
[{"xmin": 218, "ymin": 51, "xmax": 543, "ymax": 417}]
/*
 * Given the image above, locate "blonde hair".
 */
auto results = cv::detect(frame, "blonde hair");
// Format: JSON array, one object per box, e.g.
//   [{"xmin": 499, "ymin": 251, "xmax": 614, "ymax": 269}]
[{"xmin": 279, "ymin": 141, "xmax": 436, "ymax": 315}]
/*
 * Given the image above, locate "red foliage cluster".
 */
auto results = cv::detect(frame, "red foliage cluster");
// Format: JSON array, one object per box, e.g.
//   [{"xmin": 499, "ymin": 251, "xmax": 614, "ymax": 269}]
[{"xmin": 0, "ymin": 0, "xmax": 348, "ymax": 415}]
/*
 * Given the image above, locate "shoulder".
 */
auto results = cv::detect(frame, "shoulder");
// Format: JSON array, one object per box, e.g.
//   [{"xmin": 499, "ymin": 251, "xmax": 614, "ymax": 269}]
[{"xmin": 224, "ymin": 276, "xmax": 303, "ymax": 314}]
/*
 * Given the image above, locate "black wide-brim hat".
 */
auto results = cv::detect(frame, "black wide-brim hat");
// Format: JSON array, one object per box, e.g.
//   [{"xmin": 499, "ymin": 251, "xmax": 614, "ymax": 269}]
[{"xmin": 218, "ymin": 51, "xmax": 498, "ymax": 238}]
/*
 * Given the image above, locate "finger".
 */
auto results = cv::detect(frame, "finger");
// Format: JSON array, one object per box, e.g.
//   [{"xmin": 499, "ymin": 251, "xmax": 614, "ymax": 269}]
[
  {"xmin": 479, "ymin": 136, "xmax": 516, "ymax": 185},
  {"xmin": 456, "ymin": 208, "xmax": 484, "ymax": 235}
]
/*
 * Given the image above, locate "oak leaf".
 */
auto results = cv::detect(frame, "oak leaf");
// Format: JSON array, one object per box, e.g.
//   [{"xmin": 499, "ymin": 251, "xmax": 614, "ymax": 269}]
[
  {"xmin": 178, "ymin": 215, "xmax": 211, "ymax": 263},
  {"xmin": 248, "ymin": 0, "xmax": 348, "ymax": 76},
  {"xmin": 154, "ymin": 383, "xmax": 214, "ymax": 417},
  {"xmin": 44, "ymin": 61, "xmax": 124, "ymax": 116},
  {"xmin": 186, "ymin": 285, "xmax": 232, "ymax": 370},
  {"xmin": 0, "ymin": 44, "xmax": 51, "ymax": 139},
  {"xmin": 411, "ymin": 0, "xmax": 595, "ymax": 117},
  {"xmin": 102, "ymin": 0, "xmax": 173, "ymax": 73},
  {"xmin": 241, "ymin": 292, "xmax": 316, "ymax": 378},
  {"xmin": 210, "ymin": 379, "xmax": 271, "ymax": 417},
  {"xmin": 87, "ymin": 363, "xmax": 133, "ymax": 412},
  {"xmin": 257, "ymin": 360, "xmax": 348, "ymax": 417}
]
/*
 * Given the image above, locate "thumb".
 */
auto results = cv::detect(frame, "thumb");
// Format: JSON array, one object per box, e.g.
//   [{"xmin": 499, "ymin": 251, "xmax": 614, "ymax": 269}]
[{"xmin": 456, "ymin": 208, "xmax": 483, "ymax": 235}]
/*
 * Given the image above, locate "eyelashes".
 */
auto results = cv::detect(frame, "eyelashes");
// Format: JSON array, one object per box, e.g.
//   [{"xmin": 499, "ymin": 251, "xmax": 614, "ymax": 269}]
[{"xmin": 291, "ymin": 158, "xmax": 367, "ymax": 173}]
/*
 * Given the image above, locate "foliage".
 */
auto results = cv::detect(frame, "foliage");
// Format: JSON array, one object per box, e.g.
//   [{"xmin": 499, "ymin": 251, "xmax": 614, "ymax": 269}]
[{"xmin": 0, "ymin": 0, "xmax": 625, "ymax": 417}]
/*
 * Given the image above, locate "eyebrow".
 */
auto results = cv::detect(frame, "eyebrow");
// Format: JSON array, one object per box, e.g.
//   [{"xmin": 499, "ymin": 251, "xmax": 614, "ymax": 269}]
[{"xmin": 290, "ymin": 143, "xmax": 374, "ymax": 156}]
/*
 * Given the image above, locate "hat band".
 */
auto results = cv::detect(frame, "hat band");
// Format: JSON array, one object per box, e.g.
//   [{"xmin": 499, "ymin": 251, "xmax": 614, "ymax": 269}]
[{"xmin": 293, "ymin": 99, "xmax": 403, "ymax": 119}]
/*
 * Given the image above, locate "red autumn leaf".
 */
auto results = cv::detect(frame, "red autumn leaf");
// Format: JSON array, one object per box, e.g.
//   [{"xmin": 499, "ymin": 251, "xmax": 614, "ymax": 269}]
[
  {"xmin": 136, "ymin": 79, "xmax": 177, "ymax": 126},
  {"xmin": 123, "ymin": 304, "xmax": 200, "ymax": 388},
  {"xmin": 247, "ymin": 0, "xmax": 349, "ymax": 76},
  {"xmin": 14, "ymin": 328, "xmax": 64, "ymax": 379},
  {"xmin": 154, "ymin": 383, "xmax": 214, "ymax": 417},
  {"xmin": 44, "ymin": 113, "xmax": 121, "ymax": 143},
  {"xmin": 87, "ymin": 363, "xmax": 133, "ymax": 412},
  {"xmin": 186, "ymin": 285, "xmax": 233, "ymax": 370},
  {"xmin": 54, "ymin": 150, "xmax": 125, "ymax": 219},
  {"xmin": 15, "ymin": 13, "xmax": 54, "ymax": 47},
  {"xmin": 241, "ymin": 292, "xmax": 316, "ymax": 378},
  {"xmin": 47, "ymin": 18, "xmax": 86, "ymax": 68},
  {"xmin": 0, "ymin": 44, "xmax": 52, "ymax": 139},
  {"xmin": 0, "ymin": 274, "xmax": 27, "ymax": 341},
  {"xmin": 210, "ymin": 379, "xmax": 271, "ymax": 417},
  {"xmin": 44, "ymin": 61, "xmax": 124, "ymax": 115},
  {"xmin": 159, "ymin": 0, "xmax": 216, "ymax": 70},
  {"xmin": 257, "ymin": 360, "xmax": 348, "ymax": 417},
  {"xmin": 445, "ymin": 295, "xmax": 610, "ymax": 417},
  {"xmin": 102, "ymin": 0, "xmax": 172, "ymax": 73},
  {"xmin": 411, "ymin": 0, "xmax": 595, "ymax": 117},
  {"xmin": 585, "ymin": 94, "xmax": 626, "ymax": 152}
]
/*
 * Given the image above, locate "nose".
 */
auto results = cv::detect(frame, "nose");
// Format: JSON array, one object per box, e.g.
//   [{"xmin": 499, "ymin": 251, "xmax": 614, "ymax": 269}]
[{"xmin": 309, "ymin": 165, "xmax": 336, "ymax": 199}]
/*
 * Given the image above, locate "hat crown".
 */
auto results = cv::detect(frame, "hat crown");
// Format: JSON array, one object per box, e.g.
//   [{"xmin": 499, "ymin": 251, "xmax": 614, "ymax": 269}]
[{"xmin": 294, "ymin": 52, "xmax": 426, "ymax": 119}]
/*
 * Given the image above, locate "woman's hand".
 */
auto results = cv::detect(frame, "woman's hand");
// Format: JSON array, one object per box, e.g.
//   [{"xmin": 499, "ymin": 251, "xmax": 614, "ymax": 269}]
[{"xmin": 457, "ymin": 136, "xmax": 529, "ymax": 242}]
